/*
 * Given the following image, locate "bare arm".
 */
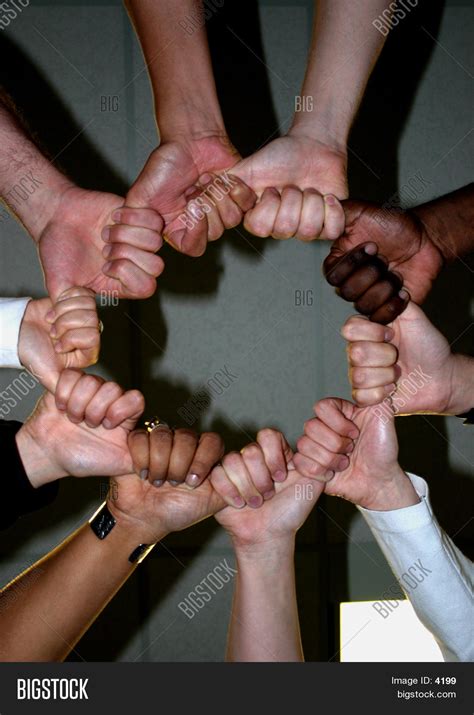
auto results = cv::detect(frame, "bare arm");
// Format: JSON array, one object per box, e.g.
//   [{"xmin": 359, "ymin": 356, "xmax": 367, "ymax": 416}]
[
  {"xmin": 227, "ymin": 539, "xmax": 304, "ymax": 662},
  {"xmin": 0, "ymin": 90, "xmax": 72, "ymax": 241},
  {"xmin": 413, "ymin": 183, "xmax": 474, "ymax": 263},
  {"xmin": 0, "ymin": 513, "xmax": 163, "ymax": 662},
  {"xmin": 124, "ymin": 0, "xmax": 226, "ymax": 142},
  {"xmin": 290, "ymin": 0, "xmax": 392, "ymax": 149}
]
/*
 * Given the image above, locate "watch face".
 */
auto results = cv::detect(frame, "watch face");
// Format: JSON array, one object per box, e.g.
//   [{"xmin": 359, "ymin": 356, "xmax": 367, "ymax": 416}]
[{"xmin": 90, "ymin": 504, "xmax": 116, "ymax": 540}]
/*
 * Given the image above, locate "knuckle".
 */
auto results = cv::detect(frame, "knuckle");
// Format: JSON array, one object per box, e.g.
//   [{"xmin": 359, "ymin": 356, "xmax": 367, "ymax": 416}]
[
  {"xmin": 241, "ymin": 442, "xmax": 261, "ymax": 459},
  {"xmin": 175, "ymin": 428, "xmax": 198, "ymax": 441}
]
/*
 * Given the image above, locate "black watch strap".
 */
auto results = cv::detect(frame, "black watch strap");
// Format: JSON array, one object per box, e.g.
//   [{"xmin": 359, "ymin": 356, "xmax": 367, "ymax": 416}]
[
  {"xmin": 89, "ymin": 503, "xmax": 155, "ymax": 564},
  {"xmin": 89, "ymin": 502, "xmax": 116, "ymax": 539},
  {"xmin": 456, "ymin": 408, "xmax": 474, "ymax": 425}
]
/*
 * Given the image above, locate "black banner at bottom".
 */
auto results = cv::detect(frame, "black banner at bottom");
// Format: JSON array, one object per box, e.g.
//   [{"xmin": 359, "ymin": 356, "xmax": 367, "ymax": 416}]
[{"xmin": 0, "ymin": 662, "xmax": 472, "ymax": 714}]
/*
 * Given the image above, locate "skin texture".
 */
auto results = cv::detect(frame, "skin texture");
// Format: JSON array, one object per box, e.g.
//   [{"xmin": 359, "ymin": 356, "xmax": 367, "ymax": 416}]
[
  {"xmin": 38, "ymin": 186, "xmax": 164, "ymax": 301},
  {"xmin": 232, "ymin": 137, "xmax": 347, "ymax": 239},
  {"xmin": 124, "ymin": 0, "xmax": 393, "ymax": 250},
  {"xmin": 323, "ymin": 200, "xmax": 445, "ymax": 320},
  {"xmin": 15, "ymin": 368, "xmax": 145, "ymax": 487},
  {"xmin": 126, "ymin": 135, "xmax": 256, "ymax": 256},
  {"xmin": 18, "ymin": 287, "xmax": 100, "ymax": 393},
  {"xmin": 214, "ymin": 429, "xmax": 322, "ymax": 662},
  {"xmin": 294, "ymin": 398, "xmax": 420, "ymax": 512},
  {"xmin": 342, "ymin": 304, "xmax": 474, "ymax": 415},
  {"xmin": 0, "ymin": 94, "xmax": 164, "ymax": 301},
  {"xmin": 210, "ymin": 428, "xmax": 294, "ymax": 508},
  {"xmin": 0, "ymin": 416, "xmax": 226, "ymax": 662},
  {"xmin": 127, "ymin": 424, "xmax": 224, "ymax": 489}
]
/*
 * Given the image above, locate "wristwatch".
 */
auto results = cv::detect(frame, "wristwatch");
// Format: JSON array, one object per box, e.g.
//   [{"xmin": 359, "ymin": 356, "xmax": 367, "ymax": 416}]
[{"xmin": 89, "ymin": 502, "xmax": 156, "ymax": 564}]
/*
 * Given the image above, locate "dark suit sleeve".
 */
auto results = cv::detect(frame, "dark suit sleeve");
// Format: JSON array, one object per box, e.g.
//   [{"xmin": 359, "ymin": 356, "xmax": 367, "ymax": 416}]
[{"xmin": 0, "ymin": 420, "xmax": 59, "ymax": 529}]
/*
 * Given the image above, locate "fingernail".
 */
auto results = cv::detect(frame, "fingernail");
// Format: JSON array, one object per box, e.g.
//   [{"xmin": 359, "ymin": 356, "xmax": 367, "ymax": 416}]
[
  {"xmin": 102, "ymin": 227, "xmax": 110, "ymax": 242},
  {"xmin": 233, "ymin": 496, "xmax": 245, "ymax": 508},
  {"xmin": 399, "ymin": 289, "xmax": 409, "ymax": 301},
  {"xmin": 349, "ymin": 429, "xmax": 359, "ymax": 440},
  {"xmin": 185, "ymin": 473, "xmax": 201, "ymax": 488},
  {"xmin": 273, "ymin": 470, "xmax": 286, "ymax": 482},
  {"xmin": 102, "ymin": 419, "xmax": 113, "ymax": 429},
  {"xmin": 325, "ymin": 470, "xmax": 335, "ymax": 481},
  {"xmin": 200, "ymin": 173, "xmax": 213, "ymax": 184},
  {"xmin": 153, "ymin": 480, "xmax": 164, "ymax": 488},
  {"xmin": 167, "ymin": 229, "xmax": 186, "ymax": 247},
  {"xmin": 45, "ymin": 310, "xmax": 55, "ymax": 322},
  {"xmin": 169, "ymin": 480, "xmax": 180, "ymax": 486},
  {"xmin": 102, "ymin": 261, "xmax": 112, "ymax": 272},
  {"xmin": 50, "ymin": 326, "xmax": 57, "ymax": 338},
  {"xmin": 56, "ymin": 402, "xmax": 66, "ymax": 411},
  {"xmin": 385, "ymin": 382, "xmax": 397, "ymax": 394},
  {"xmin": 384, "ymin": 328, "xmax": 394, "ymax": 341},
  {"xmin": 248, "ymin": 495, "xmax": 263, "ymax": 509},
  {"xmin": 346, "ymin": 442, "xmax": 355, "ymax": 454},
  {"xmin": 140, "ymin": 469, "xmax": 148, "ymax": 481},
  {"xmin": 364, "ymin": 243, "xmax": 377, "ymax": 255},
  {"xmin": 54, "ymin": 341, "xmax": 63, "ymax": 352},
  {"xmin": 394, "ymin": 364, "xmax": 402, "ymax": 380},
  {"xmin": 102, "ymin": 244, "xmax": 112, "ymax": 258},
  {"xmin": 112, "ymin": 211, "xmax": 122, "ymax": 223},
  {"xmin": 263, "ymin": 490, "xmax": 275, "ymax": 500},
  {"xmin": 324, "ymin": 194, "xmax": 336, "ymax": 206}
]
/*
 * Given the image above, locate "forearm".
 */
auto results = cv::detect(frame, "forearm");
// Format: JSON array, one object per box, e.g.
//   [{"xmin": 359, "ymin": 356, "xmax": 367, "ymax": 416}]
[
  {"xmin": 413, "ymin": 183, "xmax": 474, "ymax": 263},
  {"xmin": 0, "ymin": 91, "xmax": 72, "ymax": 240},
  {"xmin": 124, "ymin": 0, "xmax": 225, "ymax": 142},
  {"xmin": 0, "ymin": 509, "xmax": 162, "ymax": 662},
  {"xmin": 290, "ymin": 0, "xmax": 390, "ymax": 149},
  {"xmin": 226, "ymin": 539, "xmax": 303, "ymax": 662}
]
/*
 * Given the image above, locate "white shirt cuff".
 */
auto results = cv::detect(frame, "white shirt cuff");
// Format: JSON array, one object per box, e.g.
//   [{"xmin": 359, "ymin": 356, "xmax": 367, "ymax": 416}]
[
  {"xmin": 0, "ymin": 298, "xmax": 32, "ymax": 369},
  {"xmin": 357, "ymin": 473, "xmax": 434, "ymax": 533}
]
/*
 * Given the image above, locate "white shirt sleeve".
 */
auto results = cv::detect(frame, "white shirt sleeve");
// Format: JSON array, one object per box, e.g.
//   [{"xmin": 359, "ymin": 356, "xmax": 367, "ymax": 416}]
[
  {"xmin": 0, "ymin": 298, "xmax": 31, "ymax": 369},
  {"xmin": 358, "ymin": 473, "xmax": 474, "ymax": 662}
]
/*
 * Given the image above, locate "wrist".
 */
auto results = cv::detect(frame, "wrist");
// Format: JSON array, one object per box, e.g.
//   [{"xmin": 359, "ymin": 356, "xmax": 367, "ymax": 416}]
[
  {"xmin": 156, "ymin": 100, "xmax": 227, "ymax": 145},
  {"xmin": 15, "ymin": 423, "xmax": 67, "ymax": 488},
  {"xmin": 289, "ymin": 111, "xmax": 348, "ymax": 155},
  {"xmin": 412, "ymin": 202, "xmax": 453, "ymax": 265},
  {"xmin": 361, "ymin": 466, "xmax": 421, "ymax": 512},
  {"xmin": 6, "ymin": 161, "xmax": 73, "ymax": 243},
  {"xmin": 233, "ymin": 534, "xmax": 296, "ymax": 565},
  {"xmin": 446, "ymin": 354, "xmax": 474, "ymax": 415},
  {"xmin": 106, "ymin": 496, "xmax": 169, "ymax": 547}
]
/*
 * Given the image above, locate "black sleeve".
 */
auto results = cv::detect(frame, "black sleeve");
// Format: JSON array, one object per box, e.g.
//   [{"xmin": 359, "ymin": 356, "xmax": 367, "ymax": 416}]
[
  {"xmin": 456, "ymin": 408, "xmax": 474, "ymax": 425},
  {"xmin": 0, "ymin": 420, "xmax": 59, "ymax": 530}
]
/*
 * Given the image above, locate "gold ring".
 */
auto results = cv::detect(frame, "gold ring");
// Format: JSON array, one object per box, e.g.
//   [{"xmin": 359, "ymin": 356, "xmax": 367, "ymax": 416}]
[
  {"xmin": 98, "ymin": 320, "xmax": 104, "ymax": 334},
  {"xmin": 144, "ymin": 416, "xmax": 170, "ymax": 433}
]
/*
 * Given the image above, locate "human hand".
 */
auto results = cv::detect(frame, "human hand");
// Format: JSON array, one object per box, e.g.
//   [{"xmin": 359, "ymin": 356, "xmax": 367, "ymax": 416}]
[
  {"xmin": 241, "ymin": 185, "xmax": 345, "ymax": 241},
  {"xmin": 15, "ymin": 369, "xmax": 145, "ymax": 487},
  {"xmin": 107, "ymin": 425, "xmax": 225, "ymax": 542},
  {"xmin": 342, "ymin": 303, "xmax": 466, "ymax": 415},
  {"xmin": 126, "ymin": 134, "xmax": 257, "ymax": 257},
  {"xmin": 294, "ymin": 398, "xmax": 419, "ymax": 511},
  {"xmin": 38, "ymin": 185, "xmax": 164, "ymax": 301},
  {"xmin": 214, "ymin": 429, "xmax": 323, "ymax": 552},
  {"xmin": 126, "ymin": 423, "xmax": 224, "ymax": 489},
  {"xmin": 210, "ymin": 429, "xmax": 295, "ymax": 509},
  {"xmin": 18, "ymin": 287, "xmax": 100, "ymax": 393},
  {"xmin": 232, "ymin": 133, "xmax": 348, "ymax": 239},
  {"xmin": 323, "ymin": 200, "xmax": 444, "ymax": 319}
]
